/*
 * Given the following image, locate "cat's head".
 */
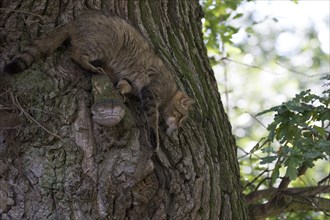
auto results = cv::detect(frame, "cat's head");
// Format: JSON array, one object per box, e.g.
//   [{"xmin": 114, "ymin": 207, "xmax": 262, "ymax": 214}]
[{"xmin": 164, "ymin": 91, "xmax": 195, "ymax": 134}]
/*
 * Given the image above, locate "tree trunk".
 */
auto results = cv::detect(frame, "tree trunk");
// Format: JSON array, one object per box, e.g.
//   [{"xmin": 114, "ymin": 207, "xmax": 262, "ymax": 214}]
[{"xmin": 0, "ymin": 0, "xmax": 249, "ymax": 219}]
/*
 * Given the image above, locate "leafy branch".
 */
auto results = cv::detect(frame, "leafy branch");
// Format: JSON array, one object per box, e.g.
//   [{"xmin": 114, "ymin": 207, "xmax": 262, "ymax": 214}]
[
  {"xmin": 255, "ymin": 76, "xmax": 329, "ymax": 183},
  {"xmin": 201, "ymin": 1, "xmax": 329, "ymax": 218},
  {"xmin": 246, "ymin": 75, "xmax": 330, "ymax": 218}
]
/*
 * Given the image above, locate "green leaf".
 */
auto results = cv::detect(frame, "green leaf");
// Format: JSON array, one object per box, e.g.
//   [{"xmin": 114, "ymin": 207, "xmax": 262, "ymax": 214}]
[
  {"xmin": 281, "ymin": 146, "xmax": 291, "ymax": 155},
  {"xmin": 303, "ymin": 151, "xmax": 321, "ymax": 160},
  {"xmin": 315, "ymin": 140, "xmax": 330, "ymax": 156},
  {"xmin": 267, "ymin": 123, "xmax": 277, "ymax": 141},
  {"xmin": 233, "ymin": 13, "xmax": 243, "ymax": 19},
  {"xmin": 313, "ymin": 125, "xmax": 327, "ymax": 137},
  {"xmin": 272, "ymin": 17, "xmax": 279, "ymax": 22},
  {"xmin": 285, "ymin": 163, "xmax": 298, "ymax": 180},
  {"xmin": 256, "ymin": 105, "xmax": 283, "ymax": 116},
  {"xmin": 261, "ymin": 146, "xmax": 274, "ymax": 153},
  {"xmin": 260, "ymin": 155, "xmax": 277, "ymax": 165},
  {"xmin": 245, "ymin": 26, "xmax": 254, "ymax": 34},
  {"xmin": 271, "ymin": 166, "xmax": 280, "ymax": 185},
  {"xmin": 285, "ymin": 158, "xmax": 300, "ymax": 180}
]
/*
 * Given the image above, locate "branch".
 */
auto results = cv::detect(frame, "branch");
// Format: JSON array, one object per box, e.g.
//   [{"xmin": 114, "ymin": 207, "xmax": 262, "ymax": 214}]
[
  {"xmin": 278, "ymin": 164, "xmax": 308, "ymax": 189},
  {"xmin": 249, "ymin": 196, "xmax": 330, "ymax": 220},
  {"xmin": 243, "ymin": 169, "xmax": 269, "ymax": 191},
  {"xmin": 318, "ymin": 174, "xmax": 330, "ymax": 185},
  {"xmin": 245, "ymin": 185, "xmax": 330, "ymax": 204},
  {"xmin": 247, "ymin": 186, "xmax": 330, "ymax": 219}
]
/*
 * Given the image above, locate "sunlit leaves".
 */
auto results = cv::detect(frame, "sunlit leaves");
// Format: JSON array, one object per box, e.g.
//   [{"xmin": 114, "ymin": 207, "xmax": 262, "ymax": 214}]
[
  {"xmin": 202, "ymin": 0, "xmax": 242, "ymax": 55},
  {"xmin": 260, "ymin": 155, "xmax": 277, "ymax": 164},
  {"xmin": 202, "ymin": 1, "xmax": 329, "ymax": 218},
  {"xmin": 257, "ymin": 76, "xmax": 330, "ymax": 181},
  {"xmin": 285, "ymin": 157, "xmax": 300, "ymax": 180}
]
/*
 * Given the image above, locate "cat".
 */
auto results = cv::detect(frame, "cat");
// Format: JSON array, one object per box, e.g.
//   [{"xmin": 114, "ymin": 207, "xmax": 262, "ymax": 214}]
[{"xmin": 3, "ymin": 10, "xmax": 195, "ymax": 150}]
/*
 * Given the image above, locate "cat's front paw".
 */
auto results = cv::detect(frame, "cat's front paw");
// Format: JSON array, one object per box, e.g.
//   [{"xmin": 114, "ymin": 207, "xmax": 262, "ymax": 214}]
[
  {"xmin": 96, "ymin": 67, "xmax": 106, "ymax": 74},
  {"xmin": 165, "ymin": 116, "xmax": 178, "ymax": 135},
  {"xmin": 116, "ymin": 79, "xmax": 132, "ymax": 96},
  {"xmin": 166, "ymin": 127, "xmax": 176, "ymax": 135}
]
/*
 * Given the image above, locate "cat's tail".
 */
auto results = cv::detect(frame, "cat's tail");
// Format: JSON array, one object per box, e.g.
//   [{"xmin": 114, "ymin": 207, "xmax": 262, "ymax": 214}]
[{"xmin": 3, "ymin": 23, "xmax": 73, "ymax": 74}]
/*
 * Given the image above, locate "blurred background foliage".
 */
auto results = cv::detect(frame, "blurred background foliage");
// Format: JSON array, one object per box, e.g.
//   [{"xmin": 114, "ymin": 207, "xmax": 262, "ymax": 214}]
[{"xmin": 201, "ymin": 0, "xmax": 329, "ymax": 219}]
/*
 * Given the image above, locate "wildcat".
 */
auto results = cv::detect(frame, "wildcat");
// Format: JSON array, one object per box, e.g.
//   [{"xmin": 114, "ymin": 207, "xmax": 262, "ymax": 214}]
[{"xmin": 3, "ymin": 10, "xmax": 195, "ymax": 150}]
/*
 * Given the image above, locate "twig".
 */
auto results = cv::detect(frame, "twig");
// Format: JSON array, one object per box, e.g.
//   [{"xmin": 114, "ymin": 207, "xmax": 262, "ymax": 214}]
[
  {"xmin": 278, "ymin": 164, "xmax": 308, "ymax": 189},
  {"xmin": 248, "ymin": 113, "xmax": 268, "ymax": 129},
  {"xmin": 220, "ymin": 57, "xmax": 329, "ymax": 77},
  {"xmin": 0, "ymin": 8, "xmax": 45, "ymax": 22},
  {"xmin": 237, "ymin": 145, "xmax": 250, "ymax": 159},
  {"xmin": 275, "ymin": 61, "xmax": 330, "ymax": 78},
  {"xmin": 9, "ymin": 91, "xmax": 64, "ymax": 142},
  {"xmin": 29, "ymin": 107, "xmax": 63, "ymax": 116},
  {"xmin": 296, "ymin": 195, "xmax": 330, "ymax": 216},
  {"xmin": 0, "ymin": 89, "xmax": 11, "ymax": 97},
  {"xmin": 255, "ymin": 177, "xmax": 271, "ymax": 192},
  {"xmin": 318, "ymin": 174, "xmax": 330, "ymax": 185},
  {"xmin": 221, "ymin": 57, "xmax": 276, "ymax": 74},
  {"xmin": 244, "ymin": 168, "xmax": 269, "ymax": 191}
]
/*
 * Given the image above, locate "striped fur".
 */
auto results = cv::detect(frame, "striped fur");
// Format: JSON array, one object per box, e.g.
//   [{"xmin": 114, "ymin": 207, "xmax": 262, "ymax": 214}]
[{"xmin": 3, "ymin": 10, "xmax": 194, "ymax": 150}]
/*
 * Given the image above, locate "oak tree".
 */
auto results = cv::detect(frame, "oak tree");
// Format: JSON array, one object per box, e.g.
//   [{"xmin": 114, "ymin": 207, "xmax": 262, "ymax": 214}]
[{"xmin": 0, "ymin": 0, "xmax": 248, "ymax": 219}]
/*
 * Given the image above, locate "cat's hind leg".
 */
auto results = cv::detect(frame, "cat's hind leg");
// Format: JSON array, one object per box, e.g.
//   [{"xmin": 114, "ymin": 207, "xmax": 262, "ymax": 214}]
[{"xmin": 71, "ymin": 51, "xmax": 105, "ymax": 74}]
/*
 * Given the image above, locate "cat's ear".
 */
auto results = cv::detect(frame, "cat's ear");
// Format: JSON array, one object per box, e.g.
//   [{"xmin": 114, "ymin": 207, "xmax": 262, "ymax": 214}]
[{"xmin": 180, "ymin": 96, "xmax": 195, "ymax": 109}]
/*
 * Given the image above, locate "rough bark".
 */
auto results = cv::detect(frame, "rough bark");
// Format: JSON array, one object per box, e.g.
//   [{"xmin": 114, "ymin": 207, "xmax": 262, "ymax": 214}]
[{"xmin": 0, "ymin": 0, "xmax": 249, "ymax": 219}]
